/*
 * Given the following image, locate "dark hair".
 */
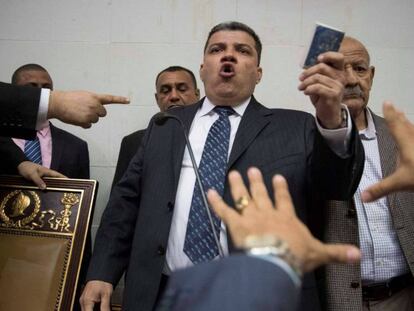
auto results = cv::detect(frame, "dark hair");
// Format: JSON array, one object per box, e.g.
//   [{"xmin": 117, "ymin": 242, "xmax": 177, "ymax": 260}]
[
  {"xmin": 204, "ymin": 21, "xmax": 262, "ymax": 65},
  {"xmin": 11, "ymin": 63, "xmax": 49, "ymax": 84},
  {"xmin": 155, "ymin": 66, "xmax": 198, "ymax": 89}
]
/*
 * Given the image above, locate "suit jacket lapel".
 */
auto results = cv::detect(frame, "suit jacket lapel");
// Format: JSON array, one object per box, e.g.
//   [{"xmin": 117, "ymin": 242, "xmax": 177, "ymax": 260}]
[
  {"xmin": 49, "ymin": 123, "xmax": 62, "ymax": 171},
  {"xmin": 171, "ymin": 101, "xmax": 201, "ymax": 188},
  {"xmin": 227, "ymin": 97, "xmax": 272, "ymax": 169},
  {"xmin": 372, "ymin": 111, "xmax": 398, "ymax": 207}
]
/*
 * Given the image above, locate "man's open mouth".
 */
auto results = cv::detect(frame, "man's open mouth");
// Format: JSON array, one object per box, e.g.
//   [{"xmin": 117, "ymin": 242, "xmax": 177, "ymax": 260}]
[{"xmin": 219, "ymin": 63, "xmax": 235, "ymax": 78}]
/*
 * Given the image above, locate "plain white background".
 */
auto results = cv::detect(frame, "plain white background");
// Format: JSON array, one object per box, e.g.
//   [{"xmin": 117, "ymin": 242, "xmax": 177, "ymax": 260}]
[{"xmin": 1, "ymin": 0, "xmax": 413, "ymax": 265}]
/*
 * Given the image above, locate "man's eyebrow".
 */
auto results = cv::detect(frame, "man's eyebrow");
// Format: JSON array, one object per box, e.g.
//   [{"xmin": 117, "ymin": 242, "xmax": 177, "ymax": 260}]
[
  {"xmin": 159, "ymin": 84, "xmax": 172, "ymax": 91},
  {"xmin": 208, "ymin": 42, "xmax": 226, "ymax": 48},
  {"xmin": 235, "ymin": 43, "xmax": 252, "ymax": 48}
]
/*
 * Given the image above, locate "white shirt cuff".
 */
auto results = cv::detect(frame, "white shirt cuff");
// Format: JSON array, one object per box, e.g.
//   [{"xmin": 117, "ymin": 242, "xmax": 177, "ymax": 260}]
[
  {"xmin": 315, "ymin": 104, "xmax": 352, "ymax": 157},
  {"xmin": 36, "ymin": 88, "xmax": 50, "ymax": 130}
]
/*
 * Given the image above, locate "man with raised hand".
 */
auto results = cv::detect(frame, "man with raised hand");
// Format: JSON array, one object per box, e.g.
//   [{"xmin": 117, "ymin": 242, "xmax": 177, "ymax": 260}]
[{"xmin": 81, "ymin": 21, "xmax": 363, "ymax": 311}]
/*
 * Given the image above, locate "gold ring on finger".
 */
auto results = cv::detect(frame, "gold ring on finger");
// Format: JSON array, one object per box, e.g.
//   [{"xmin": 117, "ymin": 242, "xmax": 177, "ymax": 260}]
[{"xmin": 235, "ymin": 196, "xmax": 249, "ymax": 214}]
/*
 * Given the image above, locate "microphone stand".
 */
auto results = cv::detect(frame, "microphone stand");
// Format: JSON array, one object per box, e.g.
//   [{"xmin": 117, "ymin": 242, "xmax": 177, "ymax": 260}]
[{"xmin": 154, "ymin": 112, "xmax": 224, "ymax": 258}]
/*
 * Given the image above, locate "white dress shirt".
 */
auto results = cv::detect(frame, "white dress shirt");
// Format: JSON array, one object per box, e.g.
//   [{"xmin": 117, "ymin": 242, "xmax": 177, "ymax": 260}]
[
  {"xmin": 165, "ymin": 97, "xmax": 249, "ymax": 273},
  {"xmin": 353, "ymin": 109, "xmax": 409, "ymax": 283}
]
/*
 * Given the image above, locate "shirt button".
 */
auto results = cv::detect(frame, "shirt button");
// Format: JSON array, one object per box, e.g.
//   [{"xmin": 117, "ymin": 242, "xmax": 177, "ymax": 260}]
[
  {"xmin": 157, "ymin": 246, "xmax": 166, "ymax": 256},
  {"xmin": 350, "ymin": 281, "xmax": 360, "ymax": 288},
  {"xmin": 167, "ymin": 201, "xmax": 174, "ymax": 212},
  {"xmin": 346, "ymin": 208, "xmax": 356, "ymax": 218}
]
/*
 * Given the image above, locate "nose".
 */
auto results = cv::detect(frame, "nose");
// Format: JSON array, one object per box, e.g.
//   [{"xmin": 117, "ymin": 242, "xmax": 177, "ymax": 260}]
[
  {"xmin": 344, "ymin": 66, "xmax": 358, "ymax": 86},
  {"xmin": 168, "ymin": 88, "xmax": 180, "ymax": 102},
  {"xmin": 221, "ymin": 48, "xmax": 237, "ymax": 63}
]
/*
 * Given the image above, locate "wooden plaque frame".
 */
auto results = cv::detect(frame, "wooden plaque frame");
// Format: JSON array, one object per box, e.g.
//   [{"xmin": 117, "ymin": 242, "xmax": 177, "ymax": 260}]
[{"xmin": 0, "ymin": 176, "xmax": 98, "ymax": 311}]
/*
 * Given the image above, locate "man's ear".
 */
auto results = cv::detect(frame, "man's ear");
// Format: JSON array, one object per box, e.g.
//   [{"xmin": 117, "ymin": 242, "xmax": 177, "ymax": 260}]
[
  {"xmin": 155, "ymin": 93, "xmax": 162, "ymax": 110},
  {"xmin": 369, "ymin": 66, "xmax": 375, "ymax": 88},
  {"xmin": 256, "ymin": 67, "xmax": 263, "ymax": 84},
  {"xmin": 199, "ymin": 64, "xmax": 205, "ymax": 82}
]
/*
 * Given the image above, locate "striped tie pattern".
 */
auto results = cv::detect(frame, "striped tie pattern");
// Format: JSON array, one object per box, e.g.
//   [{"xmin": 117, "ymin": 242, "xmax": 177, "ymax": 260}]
[
  {"xmin": 183, "ymin": 106, "xmax": 234, "ymax": 264},
  {"xmin": 24, "ymin": 137, "xmax": 42, "ymax": 165}
]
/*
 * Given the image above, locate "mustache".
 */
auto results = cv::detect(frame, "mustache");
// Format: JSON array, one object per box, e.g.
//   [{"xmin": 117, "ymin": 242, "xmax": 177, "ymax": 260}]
[{"xmin": 344, "ymin": 85, "xmax": 363, "ymax": 97}]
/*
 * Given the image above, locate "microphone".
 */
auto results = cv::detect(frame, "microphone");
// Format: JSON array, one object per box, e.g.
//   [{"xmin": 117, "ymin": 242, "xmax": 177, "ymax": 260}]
[{"xmin": 154, "ymin": 112, "xmax": 224, "ymax": 258}]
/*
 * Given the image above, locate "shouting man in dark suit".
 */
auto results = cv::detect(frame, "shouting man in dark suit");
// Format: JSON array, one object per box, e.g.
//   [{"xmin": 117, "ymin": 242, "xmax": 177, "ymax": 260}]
[
  {"xmin": 111, "ymin": 66, "xmax": 200, "ymax": 188},
  {"xmin": 81, "ymin": 21, "xmax": 364, "ymax": 311}
]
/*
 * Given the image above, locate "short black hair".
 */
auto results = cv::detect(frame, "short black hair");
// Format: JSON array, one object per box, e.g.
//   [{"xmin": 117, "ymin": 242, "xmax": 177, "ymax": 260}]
[
  {"xmin": 155, "ymin": 66, "xmax": 198, "ymax": 89},
  {"xmin": 11, "ymin": 63, "xmax": 50, "ymax": 85},
  {"xmin": 204, "ymin": 21, "xmax": 262, "ymax": 65}
]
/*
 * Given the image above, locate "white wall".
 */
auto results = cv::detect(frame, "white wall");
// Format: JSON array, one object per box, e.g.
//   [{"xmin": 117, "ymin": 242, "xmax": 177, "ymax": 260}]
[{"xmin": 1, "ymin": 0, "xmax": 413, "ymax": 254}]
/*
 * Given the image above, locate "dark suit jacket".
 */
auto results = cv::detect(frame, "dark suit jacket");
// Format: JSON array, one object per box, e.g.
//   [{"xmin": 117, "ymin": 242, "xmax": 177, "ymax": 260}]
[
  {"xmin": 111, "ymin": 129, "xmax": 146, "ymax": 189},
  {"xmin": 0, "ymin": 123, "xmax": 90, "ymax": 179},
  {"xmin": 0, "ymin": 82, "xmax": 41, "ymax": 139},
  {"xmin": 49, "ymin": 123, "xmax": 90, "ymax": 179},
  {"xmin": 318, "ymin": 111, "xmax": 414, "ymax": 311},
  {"xmin": 88, "ymin": 97, "xmax": 364, "ymax": 311},
  {"xmin": 157, "ymin": 255, "xmax": 299, "ymax": 311},
  {"xmin": 0, "ymin": 138, "xmax": 28, "ymax": 172}
]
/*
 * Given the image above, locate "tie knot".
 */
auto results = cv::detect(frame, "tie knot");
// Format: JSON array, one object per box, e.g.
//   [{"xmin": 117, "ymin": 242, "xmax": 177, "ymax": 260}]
[{"xmin": 214, "ymin": 106, "xmax": 234, "ymax": 118}]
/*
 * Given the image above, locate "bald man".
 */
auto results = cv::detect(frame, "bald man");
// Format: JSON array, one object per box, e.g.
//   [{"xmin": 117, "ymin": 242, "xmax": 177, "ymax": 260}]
[{"xmin": 319, "ymin": 37, "xmax": 414, "ymax": 311}]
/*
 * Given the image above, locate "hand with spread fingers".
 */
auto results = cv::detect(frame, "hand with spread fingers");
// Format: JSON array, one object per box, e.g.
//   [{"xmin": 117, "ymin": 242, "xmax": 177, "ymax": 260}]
[
  {"xmin": 361, "ymin": 101, "xmax": 414, "ymax": 202},
  {"xmin": 298, "ymin": 52, "xmax": 346, "ymax": 129},
  {"xmin": 207, "ymin": 167, "xmax": 360, "ymax": 274}
]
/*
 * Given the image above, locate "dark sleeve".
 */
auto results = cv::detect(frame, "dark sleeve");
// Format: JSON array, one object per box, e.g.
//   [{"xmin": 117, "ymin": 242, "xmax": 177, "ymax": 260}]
[
  {"xmin": 111, "ymin": 136, "xmax": 132, "ymax": 189},
  {"xmin": 86, "ymin": 126, "xmax": 151, "ymax": 285},
  {"xmin": 0, "ymin": 82, "xmax": 41, "ymax": 139},
  {"xmin": 158, "ymin": 255, "xmax": 299, "ymax": 311},
  {"xmin": 111, "ymin": 131, "xmax": 144, "ymax": 190},
  {"xmin": 310, "ymin": 118, "xmax": 365, "ymax": 200},
  {"xmin": 0, "ymin": 137, "xmax": 27, "ymax": 174}
]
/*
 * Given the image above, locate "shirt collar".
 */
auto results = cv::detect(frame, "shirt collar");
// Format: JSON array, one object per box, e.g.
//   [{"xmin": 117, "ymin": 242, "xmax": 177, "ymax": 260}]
[
  {"xmin": 38, "ymin": 122, "xmax": 51, "ymax": 137},
  {"xmin": 200, "ymin": 96, "xmax": 250, "ymax": 117},
  {"xmin": 359, "ymin": 109, "xmax": 377, "ymax": 140}
]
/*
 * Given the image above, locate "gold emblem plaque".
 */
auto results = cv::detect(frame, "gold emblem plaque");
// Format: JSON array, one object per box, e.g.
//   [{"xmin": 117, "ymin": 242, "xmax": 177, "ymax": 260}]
[{"xmin": 0, "ymin": 176, "xmax": 97, "ymax": 311}]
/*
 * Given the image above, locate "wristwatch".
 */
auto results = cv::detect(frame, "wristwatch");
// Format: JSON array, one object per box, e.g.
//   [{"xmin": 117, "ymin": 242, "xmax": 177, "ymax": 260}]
[{"xmin": 242, "ymin": 234, "xmax": 303, "ymax": 278}]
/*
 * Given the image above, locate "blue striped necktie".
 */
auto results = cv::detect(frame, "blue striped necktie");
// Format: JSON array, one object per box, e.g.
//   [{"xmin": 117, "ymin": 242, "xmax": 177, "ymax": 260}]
[
  {"xmin": 183, "ymin": 106, "xmax": 234, "ymax": 264},
  {"xmin": 24, "ymin": 136, "xmax": 42, "ymax": 165}
]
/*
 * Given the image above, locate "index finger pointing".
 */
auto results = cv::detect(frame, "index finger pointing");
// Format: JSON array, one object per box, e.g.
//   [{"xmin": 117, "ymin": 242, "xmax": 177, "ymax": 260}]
[{"xmin": 98, "ymin": 94, "xmax": 130, "ymax": 105}]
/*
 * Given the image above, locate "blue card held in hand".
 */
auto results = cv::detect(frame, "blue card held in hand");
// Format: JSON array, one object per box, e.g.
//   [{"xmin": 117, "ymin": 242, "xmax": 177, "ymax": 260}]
[{"xmin": 302, "ymin": 23, "xmax": 345, "ymax": 68}]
